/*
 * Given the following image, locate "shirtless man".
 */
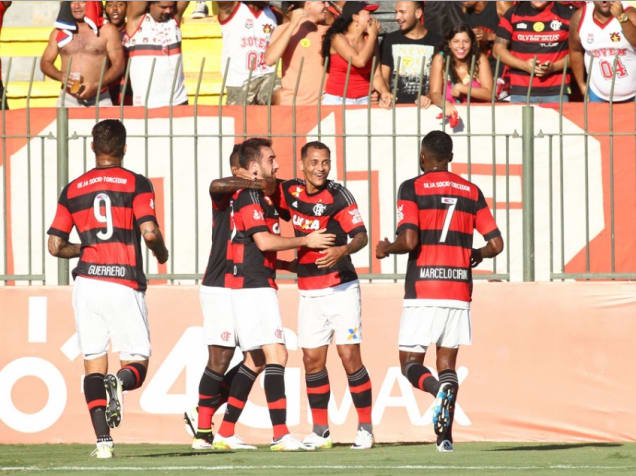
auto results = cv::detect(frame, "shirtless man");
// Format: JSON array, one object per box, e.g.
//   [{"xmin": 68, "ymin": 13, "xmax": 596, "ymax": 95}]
[{"xmin": 41, "ymin": 1, "xmax": 124, "ymax": 107}]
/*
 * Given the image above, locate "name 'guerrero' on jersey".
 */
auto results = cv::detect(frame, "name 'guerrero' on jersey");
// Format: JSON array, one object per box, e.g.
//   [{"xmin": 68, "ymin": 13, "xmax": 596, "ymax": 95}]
[
  {"xmin": 396, "ymin": 171, "xmax": 501, "ymax": 304},
  {"xmin": 279, "ymin": 179, "xmax": 366, "ymax": 290},
  {"xmin": 47, "ymin": 167, "xmax": 158, "ymax": 291}
]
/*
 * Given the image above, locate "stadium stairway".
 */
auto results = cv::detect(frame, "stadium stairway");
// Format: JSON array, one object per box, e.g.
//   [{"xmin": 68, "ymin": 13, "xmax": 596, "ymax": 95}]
[{"xmin": 0, "ymin": 16, "xmax": 225, "ymax": 108}]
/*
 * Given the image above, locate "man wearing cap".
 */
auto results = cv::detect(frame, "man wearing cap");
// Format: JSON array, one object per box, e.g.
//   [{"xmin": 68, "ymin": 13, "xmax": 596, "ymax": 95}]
[{"xmin": 265, "ymin": 2, "xmax": 330, "ymax": 105}]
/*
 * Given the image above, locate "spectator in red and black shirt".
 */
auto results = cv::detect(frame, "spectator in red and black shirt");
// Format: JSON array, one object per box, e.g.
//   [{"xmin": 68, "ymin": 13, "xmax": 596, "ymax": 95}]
[
  {"xmin": 47, "ymin": 119, "xmax": 168, "ymax": 459},
  {"xmin": 375, "ymin": 130, "xmax": 503, "ymax": 453},
  {"xmin": 494, "ymin": 1, "xmax": 577, "ymax": 102}
]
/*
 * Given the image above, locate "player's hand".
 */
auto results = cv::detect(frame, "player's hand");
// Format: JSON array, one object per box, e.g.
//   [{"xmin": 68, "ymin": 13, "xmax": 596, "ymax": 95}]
[
  {"xmin": 260, "ymin": 176, "xmax": 278, "ymax": 196},
  {"xmin": 236, "ymin": 168, "xmax": 254, "ymax": 181},
  {"xmin": 375, "ymin": 238, "xmax": 391, "ymax": 259},
  {"xmin": 315, "ymin": 245, "xmax": 346, "ymax": 269},
  {"xmin": 609, "ymin": 1, "xmax": 624, "ymax": 18},
  {"xmin": 153, "ymin": 247, "xmax": 169, "ymax": 265},
  {"xmin": 470, "ymin": 248, "xmax": 483, "ymax": 268},
  {"xmin": 304, "ymin": 228, "xmax": 336, "ymax": 249}
]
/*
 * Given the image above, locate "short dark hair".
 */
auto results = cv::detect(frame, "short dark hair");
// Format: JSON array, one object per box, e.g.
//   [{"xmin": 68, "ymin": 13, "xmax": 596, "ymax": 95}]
[
  {"xmin": 229, "ymin": 143, "xmax": 241, "ymax": 168},
  {"xmin": 421, "ymin": 130, "xmax": 453, "ymax": 161},
  {"xmin": 238, "ymin": 138, "xmax": 272, "ymax": 169},
  {"xmin": 92, "ymin": 119, "xmax": 126, "ymax": 158},
  {"xmin": 301, "ymin": 141, "xmax": 330, "ymax": 159}
]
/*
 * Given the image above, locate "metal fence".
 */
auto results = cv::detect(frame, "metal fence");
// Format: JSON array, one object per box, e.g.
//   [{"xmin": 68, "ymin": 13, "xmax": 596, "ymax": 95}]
[{"xmin": 1, "ymin": 54, "xmax": 635, "ymax": 286}]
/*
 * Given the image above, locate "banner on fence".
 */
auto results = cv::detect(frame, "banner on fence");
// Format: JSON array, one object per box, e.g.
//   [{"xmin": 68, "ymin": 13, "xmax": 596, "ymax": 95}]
[{"xmin": 1, "ymin": 281, "xmax": 636, "ymax": 444}]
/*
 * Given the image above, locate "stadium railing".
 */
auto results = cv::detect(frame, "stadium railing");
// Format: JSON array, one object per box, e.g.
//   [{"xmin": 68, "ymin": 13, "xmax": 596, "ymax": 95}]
[{"xmin": 1, "ymin": 54, "xmax": 635, "ymax": 286}]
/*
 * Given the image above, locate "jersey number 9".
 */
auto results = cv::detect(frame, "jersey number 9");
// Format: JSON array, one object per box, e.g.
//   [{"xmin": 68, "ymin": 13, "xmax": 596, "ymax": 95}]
[{"xmin": 93, "ymin": 193, "xmax": 113, "ymax": 240}]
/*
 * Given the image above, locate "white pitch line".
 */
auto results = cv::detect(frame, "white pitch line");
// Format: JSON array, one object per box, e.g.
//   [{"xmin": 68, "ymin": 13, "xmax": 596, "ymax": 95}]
[{"xmin": 2, "ymin": 465, "xmax": 635, "ymax": 472}]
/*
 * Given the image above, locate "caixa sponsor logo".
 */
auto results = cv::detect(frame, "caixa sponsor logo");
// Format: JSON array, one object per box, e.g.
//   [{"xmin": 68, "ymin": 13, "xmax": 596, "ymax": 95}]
[{"xmin": 292, "ymin": 215, "xmax": 320, "ymax": 231}]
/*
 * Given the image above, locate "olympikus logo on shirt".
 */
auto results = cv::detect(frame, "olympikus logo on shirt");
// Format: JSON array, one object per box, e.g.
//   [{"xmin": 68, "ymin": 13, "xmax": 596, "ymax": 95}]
[
  {"xmin": 77, "ymin": 176, "xmax": 127, "ymax": 189},
  {"xmin": 517, "ymin": 33, "xmax": 561, "ymax": 42},
  {"xmin": 87, "ymin": 264, "xmax": 127, "ymax": 278},
  {"xmin": 422, "ymin": 181, "xmax": 470, "ymax": 192},
  {"xmin": 419, "ymin": 266, "xmax": 469, "ymax": 281}
]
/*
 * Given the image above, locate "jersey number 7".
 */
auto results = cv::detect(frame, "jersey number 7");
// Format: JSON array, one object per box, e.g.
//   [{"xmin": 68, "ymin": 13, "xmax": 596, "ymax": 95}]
[{"xmin": 439, "ymin": 196, "xmax": 458, "ymax": 243}]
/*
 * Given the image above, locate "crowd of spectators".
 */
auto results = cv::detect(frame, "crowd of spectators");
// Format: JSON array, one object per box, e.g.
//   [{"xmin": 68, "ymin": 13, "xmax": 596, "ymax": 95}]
[{"xmin": 4, "ymin": 1, "xmax": 635, "ymax": 109}]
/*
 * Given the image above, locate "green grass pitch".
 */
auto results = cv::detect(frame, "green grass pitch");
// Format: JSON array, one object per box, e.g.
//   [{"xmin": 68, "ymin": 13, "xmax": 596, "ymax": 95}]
[{"xmin": 2, "ymin": 442, "xmax": 636, "ymax": 475}]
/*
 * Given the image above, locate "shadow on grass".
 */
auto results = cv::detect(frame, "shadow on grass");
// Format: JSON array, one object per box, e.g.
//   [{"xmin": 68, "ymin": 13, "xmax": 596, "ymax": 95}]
[
  {"xmin": 129, "ymin": 450, "xmax": 233, "ymax": 458},
  {"xmin": 489, "ymin": 443, "xmax": 622, "ymax": 452}
]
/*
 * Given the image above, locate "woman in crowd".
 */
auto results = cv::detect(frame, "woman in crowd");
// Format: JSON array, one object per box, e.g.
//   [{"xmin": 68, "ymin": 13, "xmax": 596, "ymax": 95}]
[
  {"xmin": 321, "ymin": 2, "xmax": 392, "ymax": 106},
  {"xmin": 429, "ymin": 23, "xmax": 493, "ymax": 116}
]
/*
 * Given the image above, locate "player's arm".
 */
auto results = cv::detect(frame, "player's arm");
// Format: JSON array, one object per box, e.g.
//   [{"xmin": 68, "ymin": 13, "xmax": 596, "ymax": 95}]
[
  {"xmin": 316, "ymin": 231, "xmax": 368, "ymax": 269},
  {"xmin": 568, "ymin": 8, "xmax": 587, "ymax": 96},
  {"xmin": 375, "ymin": 228, "xmax": 418, "ymax": 259},
  {"xmin": 209, "ymin": 175, "xmax": 274, "ymax": 196},
  {"xmin": 252, "ymin": 228, "xmax": 335, "ymax": 252},
  {"xmin": 1, "ymin": 2, "xmax": 12, "ymax": 8},
  {"xmin": 40, "ymin": 29, "xmax": 63, "ymax": 82},
  {"xmin": 470, "ymin": 236, "xmax": 504, "ymax": 267},
  {"xmin": 139, "ymin": 220, "xmax": 169, "ymax": 264},
  {"xmin": 47, "ymin": 235, "xmax": 81, "ymax": 259}
]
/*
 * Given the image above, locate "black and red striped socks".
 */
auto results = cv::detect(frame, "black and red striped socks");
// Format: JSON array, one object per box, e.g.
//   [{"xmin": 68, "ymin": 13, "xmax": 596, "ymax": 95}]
[
  {"xmin": 117, "ymin": 362, "xmax": 147, "ymax": 391},
  {"xmin": 217, "ymin": 364, "xmax": 257, "ymax": 437},
  {"xmin": 84, "ymin": 373, "xmax": 110, "ymax": 440},
  {"xmin": 265, "ymin": 364, "xmax": 289, "ymax": 441},
  {"xmin": 305, "ymin": 369, "xmax": 330, "ymax": 436},
  {"xmin": 404, "ymin": 361, "xmax": 440, "ymax": 396},
  {"xmin": 347, "ymin": 366, "xmax": 372, "ymax": 433}
]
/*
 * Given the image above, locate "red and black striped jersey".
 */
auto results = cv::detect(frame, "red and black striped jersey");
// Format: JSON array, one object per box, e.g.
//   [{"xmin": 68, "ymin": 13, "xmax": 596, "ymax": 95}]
[
  {"xmin": 496, "ymin": 2, "xmax": 575, "ymax": 96},
  {"xmin": 396, "ymin": 170, "xmax": 500, "ymax": 305},
  {"xmin": 278, "ymin": 179, "xmax": 366, "ymax": 291},
  {"xmin": 201, "ymin": 192, "xmax": 233, "ymax": 288},
  {"xmin": 226, "ymin": 188, "xmax": 280, "ymax": 290},
  {"xmin": 47, "ymin": 166, "xmax": 157, "ymax": 291}
]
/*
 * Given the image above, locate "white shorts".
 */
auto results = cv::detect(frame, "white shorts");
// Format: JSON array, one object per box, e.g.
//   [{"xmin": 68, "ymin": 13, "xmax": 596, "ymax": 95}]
[
  {"xmin": 200, "ymin": 285, "xmax": 237, "ymax": 347},
  {"xmin": 398, "ymin": 304, "xmax": 471, "ymax": 353},
  {"xmin": 298, "ymin": 281, "xmax": 362, "ymax": 348},
  {"xmin": 72, "ymin": 276, "xmax": 151, "ymax": 361},
  {"xmin": 231, "ymin": 288, "xmax": 286, "ymax": 351}
]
